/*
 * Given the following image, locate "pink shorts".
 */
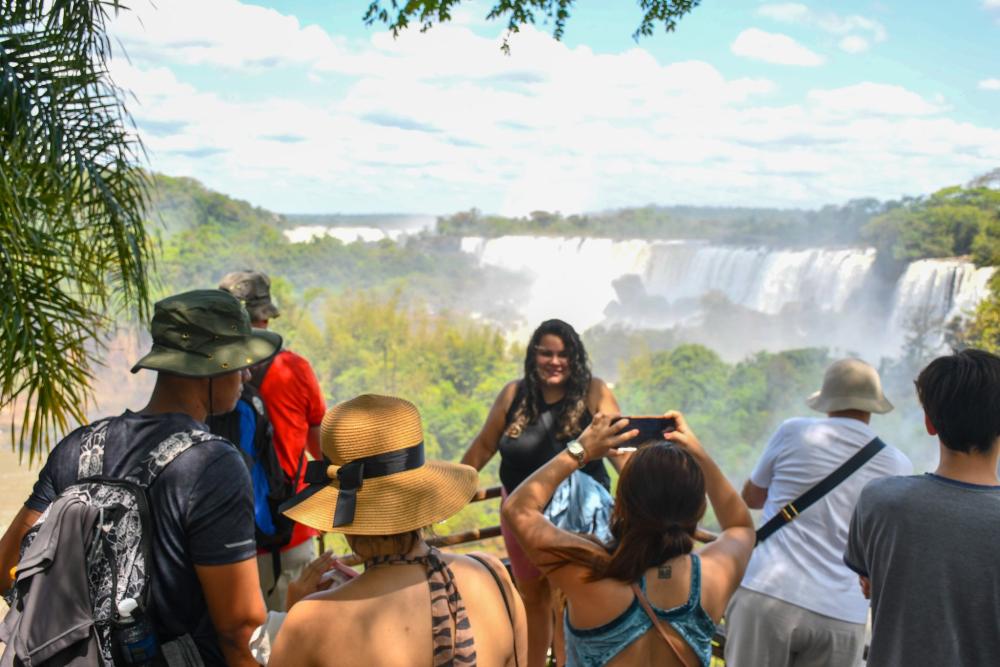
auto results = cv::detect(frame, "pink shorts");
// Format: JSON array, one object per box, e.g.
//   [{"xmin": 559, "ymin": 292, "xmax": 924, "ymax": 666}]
[{"xmin": 500, "ymin": 487, "xmax": 543, "ymax": 581}]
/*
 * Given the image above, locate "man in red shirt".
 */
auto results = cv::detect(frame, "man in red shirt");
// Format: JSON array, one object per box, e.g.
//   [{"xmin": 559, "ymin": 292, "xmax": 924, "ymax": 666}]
[{"xmin": 219, "ymin": 270, "xmax": 326, "ymax": 611}]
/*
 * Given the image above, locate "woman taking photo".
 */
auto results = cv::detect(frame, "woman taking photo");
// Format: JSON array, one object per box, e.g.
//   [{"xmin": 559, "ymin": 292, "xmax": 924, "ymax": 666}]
[
  {"xmin": 461, "ymin": 319, "xmax": 622, "ymax": 666},
  {"xmin": 503, "ymin": 411, "xmax": 755, "ymax": 667},
  {"xmin": 271, "ymin": 394, "xmax": 527, "ymax": 667}
]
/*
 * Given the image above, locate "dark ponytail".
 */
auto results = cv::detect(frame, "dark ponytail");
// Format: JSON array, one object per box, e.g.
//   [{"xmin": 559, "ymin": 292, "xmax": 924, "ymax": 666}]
[
  {"xmin": 596, "ymin": 445, "xmax": 705, "ymax": 582},
  {"xmin": 537, "ymin": 444, "xmax": 706, "ymax": 582}
]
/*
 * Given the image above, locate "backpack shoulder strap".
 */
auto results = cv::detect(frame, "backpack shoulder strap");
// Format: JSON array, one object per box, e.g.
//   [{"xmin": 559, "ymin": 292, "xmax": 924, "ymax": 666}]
[
  {"xmin": 77, "ymin": 418, "xmax": 114, "ymax": 478},
  {"xmin": 756, "ymin": 437, "xmax": 886, "ymax": 545},
  {"xmin": 126, "ymin": 429, "xmax": 218, "ymax": 488},
  {"xmin": 248, "ymin": 355, "xmax": 277, "ymax": 392}
]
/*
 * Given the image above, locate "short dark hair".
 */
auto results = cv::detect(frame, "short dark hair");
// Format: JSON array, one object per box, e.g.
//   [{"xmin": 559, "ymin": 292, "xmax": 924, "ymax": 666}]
[{"xmin": 915, "ymin": 349, "xmax": 1000, "ymax": 454}]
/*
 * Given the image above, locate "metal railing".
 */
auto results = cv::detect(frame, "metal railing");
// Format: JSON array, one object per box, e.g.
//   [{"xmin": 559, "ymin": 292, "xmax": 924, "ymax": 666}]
[
  {"xmin": 341, "ymin": 483, "xmax": 718, "ymax": 561},
  {"xmin": 340, "ymin": 485, "xmax": 504, "ymax": 566},
  {"xmin": 337, "ymin": 484, "xmax": 727, "ymax": 662}
]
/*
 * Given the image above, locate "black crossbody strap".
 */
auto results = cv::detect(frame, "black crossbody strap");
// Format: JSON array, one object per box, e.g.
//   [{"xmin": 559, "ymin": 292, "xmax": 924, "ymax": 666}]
[{"xmin": 755, "ymin": 437, "xmax": 885, "ymax": 545}]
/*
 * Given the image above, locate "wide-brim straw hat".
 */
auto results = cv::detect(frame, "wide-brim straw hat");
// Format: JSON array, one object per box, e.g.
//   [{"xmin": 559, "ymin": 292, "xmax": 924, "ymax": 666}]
[
  {"xmin": 282, "ymin": 394, "xmax": 478, "ymax": 535},
  {"xmin": 806, "ymin": 358, "xmax": 893, "ymax": 414},
  {"xmin": 131, "ymin": 289, "xmax": 281, "ymax": 378}
]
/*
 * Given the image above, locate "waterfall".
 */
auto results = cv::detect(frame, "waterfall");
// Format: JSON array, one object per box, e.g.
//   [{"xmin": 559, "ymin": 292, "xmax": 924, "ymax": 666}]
[
  {"xmin": 460, "ymin": 236, "xmax": 652, "ymax": 331},
  {"xmin": 284, "ymin": 225, "xmax": 408, "ymax": 244},
  {"xmin": 645, "ymin": 244, "xmax": 876, "ymax": 314},
  {"xmin": 459, "ymin": 235, "xmax": 993, "ymax": 359},
  {"xmin": 886, "ymin": 259, "xmax": 994, "ymax": 350}
]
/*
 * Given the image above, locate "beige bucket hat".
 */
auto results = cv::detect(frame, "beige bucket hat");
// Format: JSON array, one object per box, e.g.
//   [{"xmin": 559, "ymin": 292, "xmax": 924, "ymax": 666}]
[
  {"xmin": 281, "ymin": 394, "xmax": 478, "ymax": 535},
  {"xmin": 806, "ymin": 358, "xmax": 893, "ymax": 415},
  {"xmin": 218, "ymin": 270, "xmax": 280, "ymax": 322}
]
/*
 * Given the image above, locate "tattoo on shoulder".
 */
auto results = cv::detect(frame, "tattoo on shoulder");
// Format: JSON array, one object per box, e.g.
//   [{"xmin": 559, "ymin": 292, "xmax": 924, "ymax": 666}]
[{"xmin": 657, "ymin": 565, "xmax": 672, "ymax": 579}]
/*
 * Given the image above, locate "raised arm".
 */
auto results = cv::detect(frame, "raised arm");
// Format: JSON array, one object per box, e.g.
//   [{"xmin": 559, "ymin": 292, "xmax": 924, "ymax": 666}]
[
  {"xmin": 461, "ymin": 381, "xmax": 518, "ymax": 472},
  {"xmin": 502, "ymin": 413, "xmax": 636, "ymax": 592},
  {"xmin": 662, "ymin": 411, "xmax": 754, "ymax": 620},
  {"xmin": 587, "ymin": 378, "xmax": 631, "ymax": 471}
]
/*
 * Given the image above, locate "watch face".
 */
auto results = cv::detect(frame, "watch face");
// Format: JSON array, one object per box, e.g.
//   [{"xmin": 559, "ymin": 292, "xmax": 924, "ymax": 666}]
[{"xmin": 567, "ymin": 440, "xmax": 585, "ymax": 463}]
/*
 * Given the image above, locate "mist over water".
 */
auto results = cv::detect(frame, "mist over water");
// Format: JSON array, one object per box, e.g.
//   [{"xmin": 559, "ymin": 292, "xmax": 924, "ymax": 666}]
[{"xmin": 457, "ymin": 235, "xmax": 993, "ymax": 362}]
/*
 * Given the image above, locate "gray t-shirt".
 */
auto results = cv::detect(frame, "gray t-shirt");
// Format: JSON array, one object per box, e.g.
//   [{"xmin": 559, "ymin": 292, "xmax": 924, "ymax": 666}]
[{"xmin": 844, "ymin": 473, "xmax": 1000, "ymax": 667}]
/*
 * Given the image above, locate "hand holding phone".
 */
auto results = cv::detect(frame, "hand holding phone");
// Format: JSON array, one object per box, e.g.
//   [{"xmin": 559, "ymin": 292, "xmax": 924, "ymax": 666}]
[
  {"xmin": 318, "ymin": 558, "xmax": 359, "ymax": 587},
  {"xmin": 611, "ymin": 416, "xmax": 677, "ymax": 451}
]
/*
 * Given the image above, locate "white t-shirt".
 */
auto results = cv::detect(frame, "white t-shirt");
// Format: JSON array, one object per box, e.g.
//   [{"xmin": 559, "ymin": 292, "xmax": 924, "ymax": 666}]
[{"xmin": 740, "ymin": 417, "xmax": 912, "ymax": 623}]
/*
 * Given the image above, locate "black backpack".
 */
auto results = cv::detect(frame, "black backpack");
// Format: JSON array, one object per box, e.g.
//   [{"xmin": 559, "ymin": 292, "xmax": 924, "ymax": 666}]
[
  {"xmin": 0, "ymin": 420, "xmax": 215, "ymax": 666},
  {"xmin": 208, "ymin": 359, "xmax": 304, "ymax": 586}
]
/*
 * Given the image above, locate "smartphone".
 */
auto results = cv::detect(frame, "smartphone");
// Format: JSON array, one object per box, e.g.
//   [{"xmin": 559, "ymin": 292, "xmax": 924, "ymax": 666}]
[
  {"xmin": 612, "ymin": 416, "xmax": 677, "ymax": 449},
  {"xmin": 319, "ymin": 558, "xmax": 360, "ymax": 587}
]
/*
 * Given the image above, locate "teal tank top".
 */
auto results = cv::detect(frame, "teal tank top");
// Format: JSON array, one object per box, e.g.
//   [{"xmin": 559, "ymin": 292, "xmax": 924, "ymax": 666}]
[{"xmin": 564, "ymin": 553, "xmax": 715, "ymax": 667}]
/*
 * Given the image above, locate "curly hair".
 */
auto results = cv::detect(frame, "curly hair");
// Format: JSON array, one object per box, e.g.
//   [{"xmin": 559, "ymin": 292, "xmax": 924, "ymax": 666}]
[{"xmin": 505, "ymin": 319, "xmax": 592, "ymax": 441}]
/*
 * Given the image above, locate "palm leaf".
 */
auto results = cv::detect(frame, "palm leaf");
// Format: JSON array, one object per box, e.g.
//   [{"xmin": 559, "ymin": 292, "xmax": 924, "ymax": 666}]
[{"xmin": 1, "ymin": 0, "xmax": 150, "ymax": 462}]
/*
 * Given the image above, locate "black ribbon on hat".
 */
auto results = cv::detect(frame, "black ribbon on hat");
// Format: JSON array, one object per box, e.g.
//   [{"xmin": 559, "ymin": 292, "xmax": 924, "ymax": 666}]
[{"xmin": 280, "ymin": 442, "xmax": 425, "ymax": 528}]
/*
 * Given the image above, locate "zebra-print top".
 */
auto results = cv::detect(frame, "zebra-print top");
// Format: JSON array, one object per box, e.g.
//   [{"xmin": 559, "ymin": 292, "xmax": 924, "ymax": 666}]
[{"xmin": 365, "ymin": 546, "xmax": 477, "ymax": 666}]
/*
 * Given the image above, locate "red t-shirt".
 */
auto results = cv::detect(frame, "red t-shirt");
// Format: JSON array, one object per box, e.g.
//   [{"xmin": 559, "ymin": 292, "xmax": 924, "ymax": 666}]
[{"xmin": 259, "ymin": 349, "xmax": 326, "ymax": 550}]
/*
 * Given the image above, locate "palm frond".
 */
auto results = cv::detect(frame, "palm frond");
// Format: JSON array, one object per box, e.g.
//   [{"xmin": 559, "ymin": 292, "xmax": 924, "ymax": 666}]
[{"xmin": 0, "ymin": 0, "xmax": 150, "ymax": 462}]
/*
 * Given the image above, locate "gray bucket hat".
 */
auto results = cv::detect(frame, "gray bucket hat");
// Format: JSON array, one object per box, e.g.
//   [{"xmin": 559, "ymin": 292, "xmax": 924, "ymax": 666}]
[
  {"xmin": 218, "ymin": 270, "xmax": 280, "ymax": 322},
  {"xmin": 806, "ymin": 358, "xmax": 893, "ymax": 415},
  {"xmin": 131, "ymin": 289, "xmax": 282, "ymax": 378}
]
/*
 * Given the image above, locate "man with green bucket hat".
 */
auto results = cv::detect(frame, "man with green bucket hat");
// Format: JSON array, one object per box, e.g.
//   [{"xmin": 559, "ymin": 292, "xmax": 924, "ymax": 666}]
[{"xmin": 0, "ymin": 289, "xmax": 281, "ymax": 667}]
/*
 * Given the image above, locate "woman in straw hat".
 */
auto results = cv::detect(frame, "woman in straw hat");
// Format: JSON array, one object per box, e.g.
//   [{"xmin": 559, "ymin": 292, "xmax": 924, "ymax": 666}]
[
  {"xmin": 503, "ymin": 411, "xmax": 755, "ymax": 667},
  {"xmin": 270, "ymin": 394, "xmax": 528, "ymax": 667}
]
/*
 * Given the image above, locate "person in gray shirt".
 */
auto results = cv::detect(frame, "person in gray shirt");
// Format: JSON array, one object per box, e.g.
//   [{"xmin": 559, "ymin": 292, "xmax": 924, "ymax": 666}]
[{"xmin": 844, "ymin": 348, "xmax": 1000, "ymax": 667}]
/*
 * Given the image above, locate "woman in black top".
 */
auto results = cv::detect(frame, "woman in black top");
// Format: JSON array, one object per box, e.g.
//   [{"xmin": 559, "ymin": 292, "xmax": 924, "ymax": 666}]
[{"xmin": 462, "ymin": 319, "xmax": 624, "ymax": 667}]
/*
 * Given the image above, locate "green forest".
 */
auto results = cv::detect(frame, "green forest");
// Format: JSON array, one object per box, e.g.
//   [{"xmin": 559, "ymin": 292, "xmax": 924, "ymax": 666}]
[{"xmin": 146, "ymin": 171, "xmax": 1000, "ymax": 540}]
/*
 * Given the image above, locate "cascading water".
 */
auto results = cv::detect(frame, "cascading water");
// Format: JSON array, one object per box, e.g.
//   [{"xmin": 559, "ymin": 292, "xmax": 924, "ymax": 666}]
[
  {"xmin": 459, "ymin": 236, "xmax": 652, "ymax": 331},
  {"xmin": 284, "ymin": 225, "xmax": 408, "ymax": 244},
  {"xmin": 458, "ymin": 235, "xmax": 992, "ymax": 359},
  {"xmin": 886, "ymin": 259, "xmax": 994, "ymax": 350},
  {"xmin": 645, "ymin": 244, "xmax": 876, "ymax": 314}
]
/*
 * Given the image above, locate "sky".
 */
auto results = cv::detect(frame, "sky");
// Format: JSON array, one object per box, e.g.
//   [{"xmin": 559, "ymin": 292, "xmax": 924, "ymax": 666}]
[{"xmin": 108, "ymin": 0, "xmax": 1000, "ymax": 216}]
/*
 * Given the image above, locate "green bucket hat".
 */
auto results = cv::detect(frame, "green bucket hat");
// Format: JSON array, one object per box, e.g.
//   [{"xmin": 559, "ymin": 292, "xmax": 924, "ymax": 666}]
[{"xmin": 131, "ymin": 289, "xmax": 282, "ymax": 378}]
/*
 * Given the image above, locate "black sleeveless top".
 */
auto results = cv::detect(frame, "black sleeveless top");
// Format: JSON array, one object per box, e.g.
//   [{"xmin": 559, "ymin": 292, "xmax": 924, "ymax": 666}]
[{"xmin": 497, "ymin": 386, "xmax": 611, "ymax": 492}]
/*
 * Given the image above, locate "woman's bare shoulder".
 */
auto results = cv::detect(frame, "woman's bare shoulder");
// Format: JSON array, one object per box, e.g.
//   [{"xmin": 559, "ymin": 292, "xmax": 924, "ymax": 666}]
[
  {"xmin": 586, "ymin": 377, "xmax": 618, "ymax": 410},
  {"xmin": 499, "ymin": 379, "xmax": 520, "ymax": 401}
]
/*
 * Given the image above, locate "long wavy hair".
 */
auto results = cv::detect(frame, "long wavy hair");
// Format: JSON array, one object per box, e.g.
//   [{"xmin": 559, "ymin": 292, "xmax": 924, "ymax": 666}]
[
  {"xmin": 505, "ymin": 319, "xmax": 591, "ymax": 441},
  {"xmin": 539, "ymin": 443, "xmax": 706, "ymax": 582}
]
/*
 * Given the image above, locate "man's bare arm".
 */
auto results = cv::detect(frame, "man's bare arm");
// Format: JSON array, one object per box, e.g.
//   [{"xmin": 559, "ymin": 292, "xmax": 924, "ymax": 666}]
[
  {"xmin": 306, "ymin": 425, "xmax": 322, "ymax": 460},
  {"xmin": 195, "ymin": 558, "xmax": 266, "ymax": 667},
  {"xmin": 0, "ymin": 506, "xmax": 41, "ymax": 590},
  {"xmin": 741, "ymin": 479, "xmax": 768, "ymax": 510}
]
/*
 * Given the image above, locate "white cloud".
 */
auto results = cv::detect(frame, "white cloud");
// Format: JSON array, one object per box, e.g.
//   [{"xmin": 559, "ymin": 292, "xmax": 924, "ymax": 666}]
[
  {"xmin": 731, "ymin": 28, "xmax": 825, "ymax": 66},
  {"xmin": 112, "ymin": 0, "xmax": 353, "ymax": 69},
  {"xmin": 984, "ymin": 0, "xmax": 1000, "ymax": 9},
  {"xmin": 758, "ymin": 3, "xmax": 810, "ymax": 23},
  {"xmin": 980, "ymin": 79, "xmax": 1000, "ymax": 90},
  {"xmin": 807, "ymin": 83, "xmax": 945, "ymax": 116},
  {"xmin": 105, "ymin": 1, "xmax": 1000, "ymax": 215},
  {"xmin": 758, "ymin": 3, "xmax": 887, "ymax": 53},
  {"xmin": 838, "ymin": 36, "xmax": 870, "ymax": 54}
]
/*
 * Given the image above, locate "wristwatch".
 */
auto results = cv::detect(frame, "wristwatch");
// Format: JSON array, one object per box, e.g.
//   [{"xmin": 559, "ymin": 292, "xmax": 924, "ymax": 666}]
[{"xmin": 566, "ymin": 439, "xmax": 587, "ymax": 468}]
